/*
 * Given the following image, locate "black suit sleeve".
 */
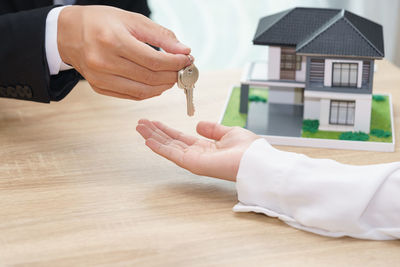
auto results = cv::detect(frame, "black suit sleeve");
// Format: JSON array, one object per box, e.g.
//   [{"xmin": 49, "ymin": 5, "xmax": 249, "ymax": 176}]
[{"xmin": 0, "ymin": 6, "xmax": 80, "ymax": 103}]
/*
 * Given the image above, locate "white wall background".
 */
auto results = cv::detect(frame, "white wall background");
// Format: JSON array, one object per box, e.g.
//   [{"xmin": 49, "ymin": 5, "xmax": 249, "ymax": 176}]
[{"xmin": 148, "ymin": 0, "xmax": 400, "ymax": 70}]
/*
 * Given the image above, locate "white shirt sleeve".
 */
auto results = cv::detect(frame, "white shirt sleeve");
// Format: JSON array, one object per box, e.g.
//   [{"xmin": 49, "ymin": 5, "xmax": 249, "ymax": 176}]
[
  {"xmin": 234, "ymin": 138, "xmax": 400, "ymax": 240},
  {"xmin": 45, "ymin": 6, "xmax": 74, "ymax": 75}
]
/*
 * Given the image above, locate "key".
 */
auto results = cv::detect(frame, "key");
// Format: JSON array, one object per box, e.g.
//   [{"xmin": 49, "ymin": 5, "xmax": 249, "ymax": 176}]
[
  {"xmin": 177, "ymin": 63, "xmax": 199, "ymax": 116},
  {"xmin": 185, "ymin": 84, "xmax": 194, "ymax": 116},
  {"xmin": 178, "ymin": 63, "xmax": 199, "ymax": 116}
]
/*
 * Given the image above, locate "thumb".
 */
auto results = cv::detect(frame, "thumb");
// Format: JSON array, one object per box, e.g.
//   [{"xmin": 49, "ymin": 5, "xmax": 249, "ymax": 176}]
[
  {"xmin": 196, "ymin": 122, "xmax": 231, "ymax": 141},
  {"xmin": 130, "ymin": 14, "xmax": 191, "ymax": 55}
]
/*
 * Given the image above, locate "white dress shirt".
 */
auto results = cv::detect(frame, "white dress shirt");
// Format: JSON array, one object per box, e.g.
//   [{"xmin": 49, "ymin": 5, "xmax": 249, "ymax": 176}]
[
  {"xmin": 234, "ymin": 138, "xmax": 400, "ymax": 240},
  {"xmin": 45, "ymin": 1, "xmax": 76, "ymax": 75}
]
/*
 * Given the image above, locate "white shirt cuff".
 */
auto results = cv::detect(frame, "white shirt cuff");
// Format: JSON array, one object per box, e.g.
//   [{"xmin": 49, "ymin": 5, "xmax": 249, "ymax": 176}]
[
  {"xmin": 45, "ymin": 6, "xmax": 74, "ymax": 75},
  {"xmin": 233, "ymin": 138, "xmax": 400, "ymax": 240}
]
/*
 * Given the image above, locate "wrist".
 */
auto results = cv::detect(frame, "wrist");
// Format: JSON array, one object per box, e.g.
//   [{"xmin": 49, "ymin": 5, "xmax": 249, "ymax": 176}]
[
  {"xmin": 57, "ymin": 5, "xmax": 83, "ymax": 66},
  {"xmin": 232, "ymin": 136, "xmax": 262, "ymax": 181}
]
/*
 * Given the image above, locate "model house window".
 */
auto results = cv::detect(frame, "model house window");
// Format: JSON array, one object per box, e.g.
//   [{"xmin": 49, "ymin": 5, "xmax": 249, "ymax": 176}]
[
  {"xmin": 332, "ymin": 63, "xmax": 358, "ymax": 87},
  {"xmin": 329, "ymin": 100, "xmax": 355, "ymax": 125},
  {"xmin": 280, "ymin": 48, "xmax": 302, "ymax": 71}
]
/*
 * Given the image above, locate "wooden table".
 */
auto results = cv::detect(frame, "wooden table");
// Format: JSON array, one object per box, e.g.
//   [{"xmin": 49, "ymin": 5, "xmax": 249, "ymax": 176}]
[{"xmin": 1, "ymin": 60, "xmax": 399, "ymax": 266}]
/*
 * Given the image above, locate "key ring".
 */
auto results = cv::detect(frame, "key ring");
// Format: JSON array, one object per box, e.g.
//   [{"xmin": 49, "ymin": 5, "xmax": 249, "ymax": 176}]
[{"xmin": 188, "ymin": 54, "xmax": 194, "ymax": 64}]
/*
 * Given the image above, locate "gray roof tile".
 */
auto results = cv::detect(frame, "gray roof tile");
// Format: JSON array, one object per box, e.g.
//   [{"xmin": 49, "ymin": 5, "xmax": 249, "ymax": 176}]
[{"xmin": 253, "ymin": 7, "xmax": 384, "ymax": 58}]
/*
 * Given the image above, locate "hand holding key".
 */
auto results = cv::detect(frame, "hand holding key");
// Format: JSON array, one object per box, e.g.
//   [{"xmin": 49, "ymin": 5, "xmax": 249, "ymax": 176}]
[
  {"xmin": 177, "ymin": 60, "xmax": 199, "ymax": 116},
  {"xmin": 57, "ymin": 5, "xmax": 192, "ymax": 101}
]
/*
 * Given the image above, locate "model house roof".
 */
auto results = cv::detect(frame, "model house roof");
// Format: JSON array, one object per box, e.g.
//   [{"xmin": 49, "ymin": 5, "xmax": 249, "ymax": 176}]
[{"xmin": 253, "ymin": 7, "xmax": 384, "ymax": 58}]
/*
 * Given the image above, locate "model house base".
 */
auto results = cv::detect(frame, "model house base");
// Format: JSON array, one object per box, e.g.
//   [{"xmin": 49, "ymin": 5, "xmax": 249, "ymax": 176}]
[{"xmin": 219, "ymin": 85, "xmax": 395, "ymax": 152}]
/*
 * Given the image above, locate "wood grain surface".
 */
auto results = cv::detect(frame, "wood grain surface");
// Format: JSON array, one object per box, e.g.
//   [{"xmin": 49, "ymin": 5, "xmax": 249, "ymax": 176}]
[{"xmin": 0, "ymin": 60, "xmax": 399, "ymax": 266}]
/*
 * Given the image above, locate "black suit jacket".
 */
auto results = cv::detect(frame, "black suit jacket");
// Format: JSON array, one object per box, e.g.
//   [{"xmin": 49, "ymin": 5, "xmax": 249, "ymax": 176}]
[{"xmin": 0, "ymin": 0, "xmax": 150, "ymax": 103}]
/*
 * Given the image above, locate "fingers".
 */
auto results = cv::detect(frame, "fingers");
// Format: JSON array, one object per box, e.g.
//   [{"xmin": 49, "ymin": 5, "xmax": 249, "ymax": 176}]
[
  {"xmin": 91, "ymin": 86, "xmax": 140, "ymax": 101},
  {"xmin": 137, "ymin": 119, "xmax": 172, "ymax": 143},
  {"xmin": 87, "ymin": 73, "xmax": 174, "ymax": 100},
  {"xmin": 137, "ymin": 124, "xmax": 183, "ymax": 150},
  {"xmin": 119, "ymin": 30, "xmax": 191, "ymax": 72},
  {"xmin": 127, "ymin": 13, "xmax": 191, "ymax": 55},
  {"xmin": 136, "ymin": 119, "xmax": 188, "ymax": 149},
  {"xmin": 152, "ymin": 121, "xmax": 197, "ymax": 146},
  {"xmin": 106, "ymin": 56, "xmax": 178, "ymax": 86},
  {"xmin": 145, "ymin": 138, "xmax": 185, "ymax": 167},
  {"xmin": 196, "ymin": 122, "xmax": 231, "ymax": 141}
]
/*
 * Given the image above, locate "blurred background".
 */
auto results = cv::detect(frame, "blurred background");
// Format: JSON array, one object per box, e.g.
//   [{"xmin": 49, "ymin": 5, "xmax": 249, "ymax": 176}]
[{"xmin": 148, "ymin": 0, "xmax": 400, "ymax": 70}]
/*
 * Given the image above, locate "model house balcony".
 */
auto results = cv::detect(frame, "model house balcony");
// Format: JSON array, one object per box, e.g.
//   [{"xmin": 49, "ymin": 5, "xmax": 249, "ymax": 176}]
[{"xmin": 241, "ymin": 60, "xmax": 306, "ymax": 88}]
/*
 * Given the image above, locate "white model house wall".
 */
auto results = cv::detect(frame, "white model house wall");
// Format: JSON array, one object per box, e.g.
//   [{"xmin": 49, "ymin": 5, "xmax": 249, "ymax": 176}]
[
  {"xmin": 295, "ymin": 56, "xmax": 306, "ymax": 82},
  {"xmin": 267, "ymin": 46, "xmax": 280, "ymax": 80},
  {"xmin": 303, "ymin": 97, "xmax": 320, "ymax": 119},
  {"xmin": 354, "ymin": 97, "xmax": 373, "ymax": 132}
]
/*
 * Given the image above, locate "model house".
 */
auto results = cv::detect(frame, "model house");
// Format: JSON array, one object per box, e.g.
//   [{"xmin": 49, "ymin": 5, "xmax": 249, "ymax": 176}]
[{"xmin": 240, "ymin": 7, "xmax": 384, "ymax": 133}]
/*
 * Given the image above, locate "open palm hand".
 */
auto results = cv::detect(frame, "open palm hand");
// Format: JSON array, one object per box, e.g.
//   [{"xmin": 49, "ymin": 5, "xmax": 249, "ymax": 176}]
[{"xmin": 136, "ymin": 119, "xmax": 259, "ymax": 181}]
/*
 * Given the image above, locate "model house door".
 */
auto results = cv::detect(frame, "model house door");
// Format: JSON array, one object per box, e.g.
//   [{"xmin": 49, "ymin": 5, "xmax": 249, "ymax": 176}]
[
  {"xmin": 280, "ymin": 47, "xmax": 298, "ymax": 80},
  {"xmin": 294, "ymin": 87, "xmax": 304, "ymax": 104}
]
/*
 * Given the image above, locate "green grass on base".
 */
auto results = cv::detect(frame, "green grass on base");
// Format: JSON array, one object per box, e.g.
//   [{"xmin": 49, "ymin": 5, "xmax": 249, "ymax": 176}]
[
  {"xmin": 302, "ymin": 130, "xmax": 342, "ymax": 139},
  {"xmin": 370, "ymin": 95, "xmax": 392, "ymax": 142},
  {"xmin": 221, "ymin": 87, "xmax": 268, "ymax": 127}
]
